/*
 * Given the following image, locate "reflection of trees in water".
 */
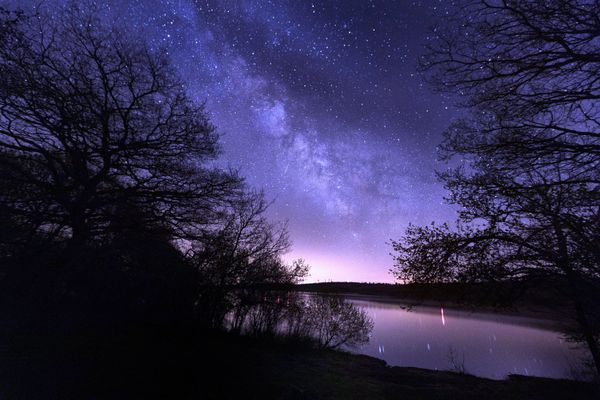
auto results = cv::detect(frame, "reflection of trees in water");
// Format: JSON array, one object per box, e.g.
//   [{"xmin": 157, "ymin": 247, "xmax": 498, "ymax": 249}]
[
  {"xmin": 226, "ymin": 292, "xmax": 373, "ymax": 349},
  {"xmin": 307, "ymin": 295, "xmax": 374, "ymax": 349},
  {"xmin": 447, "ymin": 345, "xmax": 467, "ymax": 375},
  {"xmin": 563, "ymin": 329, "xmax": 600, "ymax": 381}
]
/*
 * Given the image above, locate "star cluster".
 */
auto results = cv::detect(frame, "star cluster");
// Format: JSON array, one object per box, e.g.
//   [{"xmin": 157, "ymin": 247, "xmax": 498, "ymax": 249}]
[{"xmin": 7, "ymin": 0, "xmax": 458, "ymax": 282}]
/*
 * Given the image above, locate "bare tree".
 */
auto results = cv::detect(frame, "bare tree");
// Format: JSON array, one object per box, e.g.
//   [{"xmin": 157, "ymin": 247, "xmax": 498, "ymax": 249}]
[
  {"xmin": 392, "ymin": 1, "xmax": 600, "ymax": 376},
  {"xmin": 306, "ymin": 296, "xmax": 373, "ymax": 349},
  {"xmin": 191, "ymin": 190, "xmax": 291, "ymax": 287},
  {"xmin": 422, "ymin": 0, "xmax": 600, "ymax": 180},
  {"xmin": 189, "ymin": 190, "xmax": 300, "ymax": 327},
  {"xmin": 0, "ymin": 6, "xmax": 240, "ymax": 255}
]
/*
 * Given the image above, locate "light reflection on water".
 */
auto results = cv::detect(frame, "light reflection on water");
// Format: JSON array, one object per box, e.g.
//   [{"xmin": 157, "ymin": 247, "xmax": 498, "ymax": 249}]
[{"xmin": 343, "ymin": 295, "xmax": 588, "ymax": 380}]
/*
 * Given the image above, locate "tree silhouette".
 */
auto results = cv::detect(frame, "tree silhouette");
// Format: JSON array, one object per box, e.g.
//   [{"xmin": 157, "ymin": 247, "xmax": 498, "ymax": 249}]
[
  {"xmin": 0, "ymin": 7, "xmax": 240, "ymax": 258},
  {"xmin": 422, "ymin": 0, "xmax": 600, "ymax": 178},
  {"xmin": 393, "ymin": 0, "xmax": 600, "ymax": 375},
  {"xmin": 191, "ymin": 190, "xmax": 291, "ymax": 287},
  {"xmin": 305, "ymin": 295, "xmax": 373, "ymax": 349},
  {"xmin": 189, "ymin": 190, "xmax": 301, "ymax": 327}
]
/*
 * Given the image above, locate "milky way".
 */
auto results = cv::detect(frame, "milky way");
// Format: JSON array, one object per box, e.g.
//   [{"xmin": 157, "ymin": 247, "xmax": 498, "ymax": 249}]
[{"xmin": 7, "ymin": 0, "xmax": 459, "ymax": 282}]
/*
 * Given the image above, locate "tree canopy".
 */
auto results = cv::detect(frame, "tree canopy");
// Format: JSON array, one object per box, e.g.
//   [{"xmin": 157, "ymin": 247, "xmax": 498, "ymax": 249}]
[
  {"xmin": 392, "ymin": 0, "xmax": 600, "ymax": 375},
  {"xmin": 0, "ymin": 7, "xmax": 240, "ymax": 252},
  {"xmin": 0, "ymin": 4, "xmax": 309, "ymax": 332}
]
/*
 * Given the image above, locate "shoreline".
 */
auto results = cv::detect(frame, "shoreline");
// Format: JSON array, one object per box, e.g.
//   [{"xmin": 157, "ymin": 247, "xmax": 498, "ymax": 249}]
[
  {"xmin": 203, "ymin": 333, "xmax": 599, "ymax": 399},
  {"xmin": 291, "ymin": 281, "xmax": 578, "ymax": 328},
  {"xmin": 300, "ymin": 290, "xmax": 568, "ymax": 331},
  {"xmin": 1, "ymin": 317, "xmax": 596, "ymax": 399}
]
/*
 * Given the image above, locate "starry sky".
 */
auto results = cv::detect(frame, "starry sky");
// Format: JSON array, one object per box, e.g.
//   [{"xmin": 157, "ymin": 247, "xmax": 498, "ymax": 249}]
[{"xmin": 8, "ymin": 0, "xmax": 459, "ymax": 283}]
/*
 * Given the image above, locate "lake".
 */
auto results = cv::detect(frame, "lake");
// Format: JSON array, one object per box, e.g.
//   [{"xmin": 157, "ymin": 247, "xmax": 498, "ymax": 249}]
[{"xmin": 343, "ymin": 295, "xmax": 589, "ymax": 380}]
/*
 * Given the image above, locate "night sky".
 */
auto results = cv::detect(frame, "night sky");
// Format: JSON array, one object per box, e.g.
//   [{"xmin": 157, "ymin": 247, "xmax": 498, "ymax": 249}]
[{"xmin": 8, "ymin": 0, "xmax": 459, "ymax": 283}]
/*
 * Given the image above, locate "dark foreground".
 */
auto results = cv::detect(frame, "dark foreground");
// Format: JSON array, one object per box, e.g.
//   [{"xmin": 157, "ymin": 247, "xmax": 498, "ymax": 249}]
[{"xmin": 1, "ymin": 323, "xmax": 597, "ymax": 400}]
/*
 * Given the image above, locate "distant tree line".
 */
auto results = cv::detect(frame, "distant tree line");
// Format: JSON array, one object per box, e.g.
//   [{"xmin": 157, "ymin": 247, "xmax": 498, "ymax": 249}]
[{"xmin": 391, "ymin": 0, "xmax": 600, "ymax": 377}]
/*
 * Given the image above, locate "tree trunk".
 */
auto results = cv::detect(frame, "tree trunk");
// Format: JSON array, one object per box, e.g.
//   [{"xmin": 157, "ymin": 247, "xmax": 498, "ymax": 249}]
[
  {"xmin": 571, "ymin": 289, "xmax": 600, "ymax": 379},
  {"xmin": 67, "ymin": 214, "xmax": 89, "ymax": 257},
  {"xmin": 562, "ymin": 266, "xmax": 600, "ymax": 379},
  {"xmin": 553, "ymin": 222, "xmax": 600, "ymax": 378}
]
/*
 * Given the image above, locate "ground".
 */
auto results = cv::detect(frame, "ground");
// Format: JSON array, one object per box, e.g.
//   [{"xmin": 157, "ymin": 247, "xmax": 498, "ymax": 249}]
[{"xmin": 1, "ymin": 323, "xmax": 597, "ymax": 399}]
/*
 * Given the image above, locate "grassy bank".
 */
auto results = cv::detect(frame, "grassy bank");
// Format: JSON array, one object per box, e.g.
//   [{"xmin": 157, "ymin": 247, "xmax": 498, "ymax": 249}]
[{"xmin": 1, "ymin": 323, "xmax": 597, "ymax": 399}]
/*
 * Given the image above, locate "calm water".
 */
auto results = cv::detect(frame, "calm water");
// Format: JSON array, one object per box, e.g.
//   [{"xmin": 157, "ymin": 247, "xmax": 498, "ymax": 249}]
[{"xmin": 344, "ymin": 295, "xmax": 589, "ymax": 380}]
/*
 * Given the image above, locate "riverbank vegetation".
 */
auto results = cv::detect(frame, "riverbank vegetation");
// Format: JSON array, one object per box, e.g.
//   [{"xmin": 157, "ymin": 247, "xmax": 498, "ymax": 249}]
[{"xmin": 391, "ymin": 0, "xmax": 600, "ymax": 377}]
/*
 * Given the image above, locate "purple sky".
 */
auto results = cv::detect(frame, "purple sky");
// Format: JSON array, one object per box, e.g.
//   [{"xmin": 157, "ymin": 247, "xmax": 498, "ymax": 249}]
[{"xmin": 7, "ymin": 0, "xmax": 460, "ymax": 282}]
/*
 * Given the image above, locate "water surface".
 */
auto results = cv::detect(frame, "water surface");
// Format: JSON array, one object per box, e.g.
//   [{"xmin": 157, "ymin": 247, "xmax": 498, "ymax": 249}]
[{"xmin": 344, "ymin": 295, "xmax": 588, "ymax": 380}]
